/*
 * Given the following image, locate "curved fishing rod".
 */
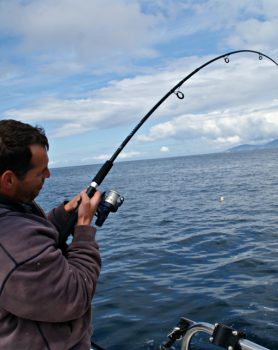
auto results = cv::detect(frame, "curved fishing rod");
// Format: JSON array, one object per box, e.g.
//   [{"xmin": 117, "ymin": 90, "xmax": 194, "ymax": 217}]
[
  {"xmin": 59, "ymin": 49, "xmax": 278, "ymax": 246},
  {"xmin": 88, "ymin": 50, "xmax": 278, "ymax": 192}
]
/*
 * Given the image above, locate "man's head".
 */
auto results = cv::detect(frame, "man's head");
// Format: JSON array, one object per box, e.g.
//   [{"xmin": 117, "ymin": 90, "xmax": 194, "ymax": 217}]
[{"xmin": 0, "ymin": 119, "xmax": 51, "ymax": 202}]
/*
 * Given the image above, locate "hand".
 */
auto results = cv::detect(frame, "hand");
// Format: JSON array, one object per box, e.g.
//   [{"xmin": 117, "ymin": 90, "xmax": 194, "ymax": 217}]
[
  {"xmin": 64, "ymin": 193, "xmax": 82, "ymax": 213},
  {"xmin": 76, "ymin": 190, "xmax": 101, "ymax": 226}
]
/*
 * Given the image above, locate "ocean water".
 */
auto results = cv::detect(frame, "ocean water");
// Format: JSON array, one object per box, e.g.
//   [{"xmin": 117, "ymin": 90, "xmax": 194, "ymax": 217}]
[{"xmin": 38, "ymin": 149, "xmax": 278, "ymax": 350}]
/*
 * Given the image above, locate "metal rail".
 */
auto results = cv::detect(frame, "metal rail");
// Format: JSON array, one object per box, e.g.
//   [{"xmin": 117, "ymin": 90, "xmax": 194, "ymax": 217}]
[{"xmin": 181, "ymin": 320, "xmax": 270, "ymax": 350}]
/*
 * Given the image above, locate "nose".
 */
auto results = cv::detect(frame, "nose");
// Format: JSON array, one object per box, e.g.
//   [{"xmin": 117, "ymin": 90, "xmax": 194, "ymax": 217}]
[{"xmin": 44, "ymin": 168, "xmax": 51, "ymax": 179}]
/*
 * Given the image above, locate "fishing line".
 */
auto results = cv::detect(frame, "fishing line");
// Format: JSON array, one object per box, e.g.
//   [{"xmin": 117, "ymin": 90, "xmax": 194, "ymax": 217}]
[{"xmin": 59, "ymin": 49, "xmax": 278, "ymax": 247}]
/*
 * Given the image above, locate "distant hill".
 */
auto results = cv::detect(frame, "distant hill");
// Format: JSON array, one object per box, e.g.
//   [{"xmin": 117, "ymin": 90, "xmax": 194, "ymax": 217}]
[{"xmin": 227, "ymin": 139, "xmax": 278, "ymax": 152}]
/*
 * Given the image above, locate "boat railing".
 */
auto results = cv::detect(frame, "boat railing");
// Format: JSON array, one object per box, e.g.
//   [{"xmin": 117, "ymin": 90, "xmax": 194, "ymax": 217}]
[
  {"xmin": 91, "ymin": 317, "xmax": 271, "ymax": 350},
  {"xmin": 159, "ymin": 317, "xmax": 270, "ymax": 350}
]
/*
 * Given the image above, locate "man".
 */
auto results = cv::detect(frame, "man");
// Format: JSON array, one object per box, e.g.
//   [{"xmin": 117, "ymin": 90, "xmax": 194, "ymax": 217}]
[{"xmin": 0, "ymin": 119, "xmax": 102, "ymax": 349}]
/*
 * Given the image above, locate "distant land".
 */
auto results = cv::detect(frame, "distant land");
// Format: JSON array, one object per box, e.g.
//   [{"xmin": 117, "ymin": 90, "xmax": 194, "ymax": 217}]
[{"xmin": 227, "ymin": 139, "xmax": 278, "ymax": 152}]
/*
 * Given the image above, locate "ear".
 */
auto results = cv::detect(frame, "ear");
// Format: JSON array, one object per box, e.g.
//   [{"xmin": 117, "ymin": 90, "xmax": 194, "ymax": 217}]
[{"xmin": 0, "ymin": 170, "xmax": 18, "ymax": 193}]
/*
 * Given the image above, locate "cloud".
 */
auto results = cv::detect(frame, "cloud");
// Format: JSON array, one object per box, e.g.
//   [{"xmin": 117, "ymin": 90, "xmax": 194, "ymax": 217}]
[
  {"xmin": 91, "ymin": 151, "xmax": 141, "ymax": 162},
  {"xmin": 138, "ymin": 122, "xmax": 176, "ymax": 141},
  {"xmin": 4, "ymin": 52, "xmax": 278, "ymax": 143},
  {"xmin": 1, "ymin": 0, "xmax": 278, "ymax": 95},
  {"xmin": 160, "ymin": 146, "xmax": 169, "ymax": 153},
  {"xmin": 1, "ymin": 0, "xmax": 277, "ymax": 77},
  {"xmin": 227, "ymin": 18, "xmax": 278, "ymax": 51},
  {"xmin": 1, "ymin": 0, "xmax": 278, "ymax": 165},
  {"xmin": 3, "ymin": 61, "xmax": 184, "ymax": 135},
  {"xmin": 0, "ymin": 0, "xmax": 159, "ymax": 71},
  {"xmin": 138, "ymin": 101, "xmax": 278, "ymax": 146},
  {"xmin": 214, "ymin": 135, "xmax": 242, "ymax": 145},
  {"xmin": 138, "ymin": 0, "xmax": 278, "ymax": 49},
  {"xmin": 118, "ymin": 151, "xmax": 141, "ymax": 159}
]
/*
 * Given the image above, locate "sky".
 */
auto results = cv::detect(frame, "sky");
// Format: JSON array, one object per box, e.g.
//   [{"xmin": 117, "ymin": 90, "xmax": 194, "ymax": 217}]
[{"xmin": 0, "ymin": 0, "xmax": 278, "ymax": 168}]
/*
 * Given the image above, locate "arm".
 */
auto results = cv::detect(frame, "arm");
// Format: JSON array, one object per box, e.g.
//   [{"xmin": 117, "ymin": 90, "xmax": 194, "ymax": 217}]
[
  {"xmin": 0, "ymin": 191, "xmax": 102, "ymax": 323},
  {"xmin": 47, "ymin": 193, "xmax": 82, "ymax": 233},
  {"xmin": 0, "ymin": 227, "xmax": 100, "ymax": 322}
]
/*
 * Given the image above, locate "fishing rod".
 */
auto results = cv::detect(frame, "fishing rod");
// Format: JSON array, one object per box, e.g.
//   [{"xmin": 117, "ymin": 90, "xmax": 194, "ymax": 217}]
[{"xmin": 59, "ymin": 49, "xmax": 278, "ymax": 247}]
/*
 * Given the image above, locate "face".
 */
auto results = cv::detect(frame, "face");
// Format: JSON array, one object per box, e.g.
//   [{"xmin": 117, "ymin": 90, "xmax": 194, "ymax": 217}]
[{"xmin": 14, "ymin": 144, "xmax": 51, "ymax": 203}]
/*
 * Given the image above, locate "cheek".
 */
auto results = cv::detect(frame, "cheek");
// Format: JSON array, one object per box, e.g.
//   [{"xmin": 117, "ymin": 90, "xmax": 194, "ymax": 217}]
[
  {"xmin": 37, "ymin": 177, "xmax": 44, "ymax": 186},
  {"xmin": 27, "ymin": 177, "xmax": 42, "ymax": 188}
]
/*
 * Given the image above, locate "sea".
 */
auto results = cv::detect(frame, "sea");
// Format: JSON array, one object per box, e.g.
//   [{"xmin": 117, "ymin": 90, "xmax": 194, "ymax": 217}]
[{"xmin": 38, "ymin": 148, "xmax": 278, "ymax": 350}]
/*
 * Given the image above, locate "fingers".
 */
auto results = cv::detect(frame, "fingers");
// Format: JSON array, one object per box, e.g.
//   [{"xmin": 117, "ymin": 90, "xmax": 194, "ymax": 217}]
[
  {"xmin": 64, "ymin": 193, "xmax": 81, "ymax": 212},
  {"xmin": 80, "ymin": 190, "xmax": 101, "ymax": 209},
  {"xmin": 77, "ymin": 190, "xmax": 101, "ymax": 226},
  {"xmin": 64, "ymin": 189, "xmax": 101, "ymax": 226},
  {"xmin": 87, "ymin": 190, "xmax": 101, "ymax": 208}
]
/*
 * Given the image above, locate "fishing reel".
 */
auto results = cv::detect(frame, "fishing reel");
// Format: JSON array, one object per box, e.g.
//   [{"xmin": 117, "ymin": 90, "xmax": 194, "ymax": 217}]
[{"xmin": 95, "ymin": 190, "xmax": 124, "ymax": 227}]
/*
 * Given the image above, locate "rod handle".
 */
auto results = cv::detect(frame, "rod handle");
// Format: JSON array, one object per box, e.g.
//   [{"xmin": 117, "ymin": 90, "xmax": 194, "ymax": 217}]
[{"xmin": 91, "ymin": 160, "xmax": 113, "ymax": 188}]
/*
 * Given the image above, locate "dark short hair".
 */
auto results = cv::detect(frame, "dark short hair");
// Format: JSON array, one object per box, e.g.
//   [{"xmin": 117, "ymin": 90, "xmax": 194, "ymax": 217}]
[{"xmin": 0, "ymin": 119, "xmax": 49, "ymax": 179}]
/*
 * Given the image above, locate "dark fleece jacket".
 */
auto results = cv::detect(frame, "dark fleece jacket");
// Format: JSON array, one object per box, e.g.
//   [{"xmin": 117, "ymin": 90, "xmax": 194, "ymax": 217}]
[{"xmin": 0, "ymin": 197, "xmax": 101, "ymax": 350}]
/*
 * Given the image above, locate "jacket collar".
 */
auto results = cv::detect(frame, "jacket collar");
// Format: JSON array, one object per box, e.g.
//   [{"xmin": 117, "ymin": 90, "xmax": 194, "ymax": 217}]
[
  {"xmin": 0, "ymin": 194, "xmax": 25, "ymax": 211},
  {"xmin": 0, "ymin": 194, "xmax": 44, "ymax": 217}
]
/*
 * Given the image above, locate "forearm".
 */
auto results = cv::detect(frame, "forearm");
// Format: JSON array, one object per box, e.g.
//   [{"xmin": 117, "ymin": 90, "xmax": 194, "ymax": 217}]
[{"xmin": 47, "ymin": 202, "xmax": 72, "ymax": 233}]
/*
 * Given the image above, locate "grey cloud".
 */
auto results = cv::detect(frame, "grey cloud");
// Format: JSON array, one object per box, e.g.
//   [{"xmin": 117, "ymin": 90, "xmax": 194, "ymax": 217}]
[
  {"xmin": 0, "ymin": 0, "xmax": 159, "ymax": 64},
  {"xmin": 227, "ymin": 18, "xmax": 278, "ymax": 50},
  {"xmin": 1, "ymin": 0, "xmax": 277, "ymax": 79}
]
